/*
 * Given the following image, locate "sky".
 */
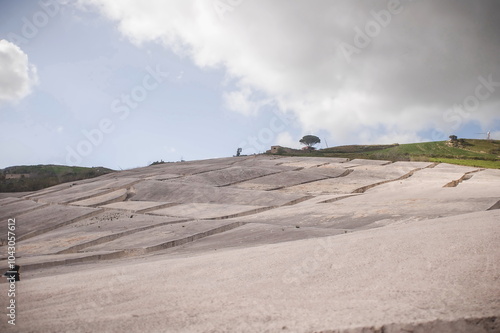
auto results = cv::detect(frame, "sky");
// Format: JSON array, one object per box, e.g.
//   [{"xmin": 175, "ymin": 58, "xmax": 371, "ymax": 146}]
[{"xmin": 1, "ymin": 0, "xmax": 499, "ymax": 169}]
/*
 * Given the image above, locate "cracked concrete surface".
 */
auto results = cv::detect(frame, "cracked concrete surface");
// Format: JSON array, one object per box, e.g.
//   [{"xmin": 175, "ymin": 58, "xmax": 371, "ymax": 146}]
[{"xmin": 0, "ymin": 155, "xmax": 499, "ymax": 332}]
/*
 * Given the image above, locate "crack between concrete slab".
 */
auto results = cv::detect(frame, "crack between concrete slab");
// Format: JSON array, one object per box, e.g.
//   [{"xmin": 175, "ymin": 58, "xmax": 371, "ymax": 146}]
[
  {"xmin": 62, "ymin": 179, "xmax": 144, "ymax": 204},
  {"xmin": 142, "ymin": 222, "xmax": 246, "ymax": 253},
  {"xmin": 313, "ymin": 315, "xmax": 499, "ymax": 333},
  {"xmin": 135, "ymin": 202, "xmax": 181, "ymax": 214},
  {"xmin": 486, "ymin": 200, "xmax": 500, "ymax": 211},
  {"xmin": 0, "ymin": 197, "xmax": 24, "ymax": 206},
  {"xmin": 18, "ymin": 208, "xmax": 104, "ymax": 242},
  {"xmin": 27, "ymin": 179, "xmax": 144, "ymax": 205},
  {"xmin": 217, "ymin": 169, "xmax": 288, "ymax": 187},
  {"xmin": 351, "ymin": 164, "xmax": 437, "ymax": 194},
  {"xmin": 443, "ymin": 169, "xmax": 484, "ymax": 188},
  {"xmin": 204, "ymin": 206, "xmax": 277, "ymax": 220},
  {"xmin": 266, "ymin": 169, "xmax": 353, "ymax": 192},
  {"xmin": 318, "ymin": 194, "xmax": 360, "ymax": 204},
  {"xmin": 0, "ymin": 199, "xmax": 49, "ymax": 217},
  {"xmin": 56, "ymin": 218, "xmax": 193, "ymax": 254},
  {"xmin": 21, "ymin": 222, "xmax": 247, "ymax": 271}
]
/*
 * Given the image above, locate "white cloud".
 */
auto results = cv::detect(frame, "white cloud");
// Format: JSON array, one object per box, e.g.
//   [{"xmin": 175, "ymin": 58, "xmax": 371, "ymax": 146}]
[
  {"xmin": 81, "ymin": 0, "xmax": 500, "ymax": 143},
  {"xmin": 275, "ymin": 131, "xmax": 301, "ymax": 149},
  {"xmin": 223, "ymin": 87, "xmax": 271, "ymax": 116},
  {"xmin": 0, "ymin": 40, "xmax": 39, "ymax": 105}
]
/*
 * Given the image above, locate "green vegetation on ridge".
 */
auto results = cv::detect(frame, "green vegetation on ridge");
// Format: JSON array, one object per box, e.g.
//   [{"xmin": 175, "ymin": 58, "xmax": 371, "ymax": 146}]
[
  {"xmin": 270, "ymin": 139, "xmax": 500, "ymax": 169},
  {"xmin": 0, "ymin": 165, "xmax": 114, "ymax": 192}
]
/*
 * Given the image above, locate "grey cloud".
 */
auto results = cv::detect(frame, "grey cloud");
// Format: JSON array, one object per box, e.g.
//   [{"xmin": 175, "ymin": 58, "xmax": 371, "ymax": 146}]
[{"xmin": 83, "ymin": 0, "xmax": 500, "ymax": 142}]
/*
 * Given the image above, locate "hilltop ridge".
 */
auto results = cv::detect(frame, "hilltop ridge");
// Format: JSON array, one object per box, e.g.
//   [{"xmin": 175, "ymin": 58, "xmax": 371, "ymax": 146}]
[{"xmin": 269, "ymin": 139, "xmax": 500, "ymax": 169}]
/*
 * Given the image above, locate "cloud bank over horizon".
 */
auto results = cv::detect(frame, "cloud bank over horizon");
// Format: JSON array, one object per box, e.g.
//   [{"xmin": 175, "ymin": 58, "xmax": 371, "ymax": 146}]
[{"xmin": 81, "ymin": 0, "xmax": 500, "ymax": 144}]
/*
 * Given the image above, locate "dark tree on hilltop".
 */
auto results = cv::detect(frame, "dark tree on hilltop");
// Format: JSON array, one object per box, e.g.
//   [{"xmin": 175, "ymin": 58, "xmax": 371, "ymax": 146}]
[{"xmin": 299, "ymin": 135, "xmax": 321, "ymax": 148}]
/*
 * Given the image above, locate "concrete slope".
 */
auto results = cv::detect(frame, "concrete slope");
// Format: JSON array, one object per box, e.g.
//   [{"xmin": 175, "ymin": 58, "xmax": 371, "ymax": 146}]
[
  {"xmin": 0, "ymin": 156, "xmax": 499, "ymax": 332},
  {"xmin": 6, "ymin": 210, "xmax": 499, "ymax": 333}
]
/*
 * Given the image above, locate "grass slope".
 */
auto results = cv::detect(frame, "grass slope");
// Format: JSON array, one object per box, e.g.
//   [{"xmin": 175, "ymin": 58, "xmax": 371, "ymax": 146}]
[
  {"xmin": 271, "ymin": 139, "xmax": 500, "ymax": 169},
  {"xmin": 0, "ymin": 165, "xmax": 114, "ymax": 192}
]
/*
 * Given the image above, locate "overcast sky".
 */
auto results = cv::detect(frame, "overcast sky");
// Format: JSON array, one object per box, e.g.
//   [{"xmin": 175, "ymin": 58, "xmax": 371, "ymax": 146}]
[{"xmin": 1, "ymin": 0, "xmax": 499, "ymax": 169}]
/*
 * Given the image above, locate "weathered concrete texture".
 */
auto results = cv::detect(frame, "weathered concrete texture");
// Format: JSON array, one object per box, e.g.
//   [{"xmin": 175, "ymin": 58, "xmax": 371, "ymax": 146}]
[
  {"xmin": 70, "ymin": 188, "xmax": 127, "ymax": 207},
  {"xmin": 341, "ymin": 158, "xmax": 392, "ymax": 167},
  {"xmin": 28, "ymin": 177, "xmax": 141, "ymax": 204},
  {"xmin": 129, "ymin": 158, "xmax": 235, "ymax": 176},
  {"xmin": 10, "ymin": 251, "xmax": 122, "ymax": 270},
  {"xmin": 10, "ymin": 204, "xmax": 101, "ymax": 240},
  {"xmin": 236, "ymin": 155, "xmax": 300, "ymax": 169},
  {"xmin": 279, "ymin": 162, "xmax": 423, "ymax": 195},
  {"xmin": 0, "ymin": 192, "xmax": 33, "ymax": 199},
  {"xmin": 0, "ymin": 196, "xmax": 24, "ymax": 205},
  {"xmin": 0, "ymin": 199, "xmax": 46, "ymax": 220},
  {"xmin": 17, "ymin": 211, "xmax": 184, "ymax": 255},
  {"xmin": 100, "ymin": 200, "xmax": 177, "ymax": 212},
  {"xmin": 83, "ymin": 219, "xmax": 243, "ymax": 252},
  {"xmin": 8, "ymin": 210, "xmax": 499, "ymax": 333},
  {"xmin": 180, "ymin": 166, "xmax": 280, "ymax": 186},
  {"xmin": 148, "ymin": 202, "xmax": 266, "ymax": 219},
  {"xmin": 1, "ymin": 156, "xmax": 499, "ymax": 332},
  {"xmin": 145, "ymin": 173, "xmax": 182, "ymax": 181},
  {"xmin": 233, "ymin": 167, "xmax": 351, "ymax": 191},
  {"xmin": 278, "ymin": 160, "xmax": 341, "ymax": 168},
  {"xmin": 237, "ymin": 170, "xmax": 498, "ymax": 229},
  {"xmin": 165, "ymin": 223, "xmax": 347, "ymax": 255},
  {"xmin": 317, "ymin": 316, "xmax": 500, "ymax": 333},
  {"xmin": 130, "ymin": 180, "xmax": 307, "ymax": 206}
]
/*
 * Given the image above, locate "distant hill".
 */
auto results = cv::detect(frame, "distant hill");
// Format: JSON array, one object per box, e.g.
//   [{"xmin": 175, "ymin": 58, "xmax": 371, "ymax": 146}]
[
  {"xmin": 268, "ymin": 139, "xmax": 500, "ymax": 169},
  {"xmin": 0, "ymin": 165, "xmax": 114, "ymax": 192}
]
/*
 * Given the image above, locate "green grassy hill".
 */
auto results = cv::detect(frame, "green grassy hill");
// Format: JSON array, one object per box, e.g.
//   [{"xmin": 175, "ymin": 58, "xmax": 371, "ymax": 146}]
[
  {"xmin": 270, "ymin": 139, "xmax": 500, "ymax": 169},
  {"xmin": 0, "ymin": 165, "xmax": 114, "ymax": 192}
]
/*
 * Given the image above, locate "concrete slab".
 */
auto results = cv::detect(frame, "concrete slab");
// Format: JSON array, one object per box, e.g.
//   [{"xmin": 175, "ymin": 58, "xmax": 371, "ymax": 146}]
[
  {"xmin": 12, "ymin": 251, "xmax": 121, "ymax": 270},
  {"xmin": 390, "ymin": 161, "xmax": 434, "ymax": 168},
  {"xmin": 0, "ymin": 199, "xmax": 46, "ymax": 220},
  {"xmin": 433, "ymin": 162, "xmax": 481, "ymax": 172},
  {"xmin": 368, "ymin": 167, "xmax": 485, "ymax": 196},
  {"xmin": 342, "ymin": 159, "xmax": 392, "ymax": 167},
  {"xmin": 279, "ymin": 163, "xmax": 418, "ymax": 195},
  {"xmin": 22, "ymin": 174, "xmax": 118, "ymax": 199},
  {"xmin": 232, "ymin": 169, "xmax": 330, "ymax": 190},
  {"xmin": 12, "ymin": 210, "xmax": 499, "ymax": 333},
  {"xmin": 279, "ymin": 158, "xmax": 344, "ymax": 169},
  {"xmin": 140, "ymin": 161, "xmax": 232, "ymax": 176},
  {"xmin": 28, "ymin": 177, "xmax": 140, "ymax": 204},
  {"xmin": 237, "ymin": 177, "xmax": 499, "ymax": 230},
  {"xmin": 145, "ymin": 174, "xmax": 182, "ymax": 181},
  {"xmin": 165, "ymin": 223, "xmax": 347, "ymax": 255},
  {"xmin": 180, "ymin": 166, "xmax": 280, "ymax": 186},
  {"xmin": 83, "ymin": 219, "xmax": 243, "ymax": 252},
  {"xmin": 16, "ymin": 211, "xmax": 184, "ymax": 255},
  {"xmin": 233, "ymin": 156, "xmax": 298, "ymax": 170},
  {"xmin": 2, "ymin": 156, "xmax": 499, "ymax": 332},
  {"xmin": 70, "ymin": 188, "xmax": 128, "ymax": 207},
  {"xmin": 10, "ymin": 204, "xmax": 101, "ymax": 240},
  {"xmin": 130, "ymin": 180, "xmax": 307, "ymax": 206},
  {"xmin": 0, "ymin": 196, "xmax": 24, "ymax": 205},
  {"xmin": 148, "ymin": 203, "xmax": 266, "ymax": 219},
  {"xmin": 0, "ymin": 191, "xmax": 33, "ymax": 199},
  {"xmin": 101, "ymin": 201, "xmax": 178, "ymax": 213}
]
